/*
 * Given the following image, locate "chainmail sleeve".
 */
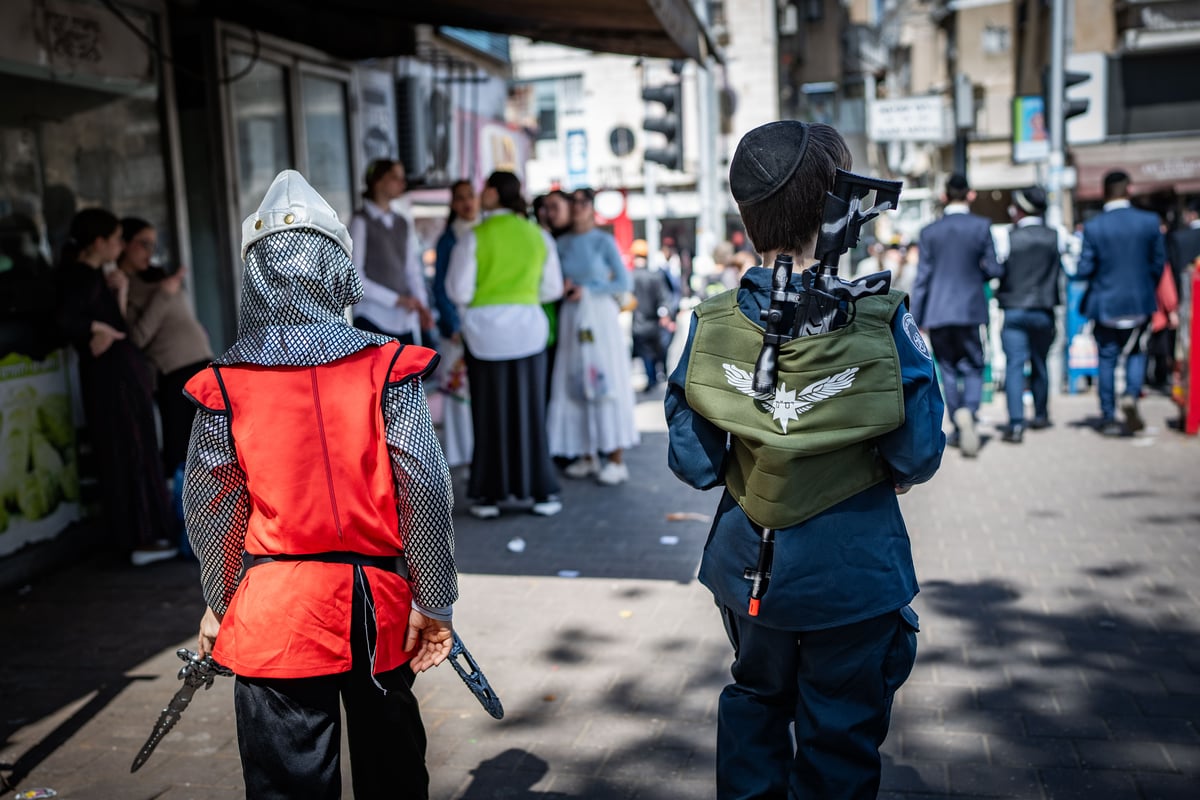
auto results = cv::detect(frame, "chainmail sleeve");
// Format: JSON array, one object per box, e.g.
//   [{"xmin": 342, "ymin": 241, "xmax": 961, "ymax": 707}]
[
  {"xmin": 384, "ymin": 377, "xmax": 458, "ymax": 616},
  {"xmin": 182, "ymin": 408, "xmax": 250, "ymax": 615}
]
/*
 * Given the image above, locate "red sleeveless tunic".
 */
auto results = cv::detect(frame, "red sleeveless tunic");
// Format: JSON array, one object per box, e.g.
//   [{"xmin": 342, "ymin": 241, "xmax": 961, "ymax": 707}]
[{"xmin": 185, "ymin": 342, "xmax": 437, "ymax": 678}]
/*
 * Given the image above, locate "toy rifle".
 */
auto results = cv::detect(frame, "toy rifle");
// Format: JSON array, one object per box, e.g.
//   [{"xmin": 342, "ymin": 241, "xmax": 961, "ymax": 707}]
[{"xmin": 744, "ymin": 169, "xmax": 902, "ymax": 617}]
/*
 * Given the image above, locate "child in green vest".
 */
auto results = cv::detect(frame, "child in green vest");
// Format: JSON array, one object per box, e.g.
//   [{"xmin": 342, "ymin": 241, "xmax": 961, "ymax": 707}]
[{"xmin": 666, "ymin": 121, "xmax": 946, "ymax": 799}]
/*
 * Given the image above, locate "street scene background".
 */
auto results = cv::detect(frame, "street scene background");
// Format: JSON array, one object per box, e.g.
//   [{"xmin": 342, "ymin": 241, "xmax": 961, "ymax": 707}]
[{"xmin": 2, "ymin": 386, "xmax": 1198, "ymax": 799}]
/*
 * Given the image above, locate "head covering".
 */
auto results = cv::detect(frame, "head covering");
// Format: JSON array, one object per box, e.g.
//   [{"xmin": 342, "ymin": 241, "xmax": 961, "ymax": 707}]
[
  {"xmin": 729, "ymin": 121, "xmax": 811, "ymax": 205},
  {"xmin": 946, "ymin": 173, "xmax": 970, "ymax": 193},
  {"xmin": 218, "ymin": 171, "xmax": 390, "ymax": 367},
  {"xmin": 631, "ymin": 238, "xmax": 649, "ymax": 257},
  {"xmin": 241, "ymin": 170, "xmax": 352, "ymax": 260},
  {"xmin": 1013, "ymin": 185, "xmax": 1048, "ymax": 215}
]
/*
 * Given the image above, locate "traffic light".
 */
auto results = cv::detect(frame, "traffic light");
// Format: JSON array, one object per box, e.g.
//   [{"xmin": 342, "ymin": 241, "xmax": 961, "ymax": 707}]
[
  {"xmin": 1041, "ymin": 66, "xmax": 1091, "ymax": 124},
  {"xmin": 642, "ymin": 81, "xmax": 682, "ymax": 171},
  {"xmin": 1062, "ymin": 70, "xmax": 1090, "ymax": 120}
]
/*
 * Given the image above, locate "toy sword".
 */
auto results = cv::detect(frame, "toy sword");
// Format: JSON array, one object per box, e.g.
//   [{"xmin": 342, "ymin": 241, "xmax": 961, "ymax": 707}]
[
  {"xmin": 447, "ymin": 632, "xmax": 504, "ymax": 719},
  {"xmin": 130, "ymin": 648, "xmax": 232, "ymax": 773}
]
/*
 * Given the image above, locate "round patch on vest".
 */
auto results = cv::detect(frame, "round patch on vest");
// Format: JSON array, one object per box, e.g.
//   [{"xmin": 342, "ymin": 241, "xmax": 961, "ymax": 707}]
[{"xmin": 902, "ymin": 313, "xmax": 931, "ymax": 359}]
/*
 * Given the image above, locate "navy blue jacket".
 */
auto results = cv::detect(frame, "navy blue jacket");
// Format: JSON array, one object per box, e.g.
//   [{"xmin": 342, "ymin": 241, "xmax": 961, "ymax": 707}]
[
  {"xmin": 910, "ymin": 210, "xmax": 1002, "ymax": 329},
  {"xmin": 433, "ymin": 227, "xmax": 461, "ymax": 338},
  {"xmin": 1076, "ymin": 204, "xmax": 1165, "ymax": 323},
  {"xmin": 665, "ymin": 268, "xmax": 945, "ymax": 631}
]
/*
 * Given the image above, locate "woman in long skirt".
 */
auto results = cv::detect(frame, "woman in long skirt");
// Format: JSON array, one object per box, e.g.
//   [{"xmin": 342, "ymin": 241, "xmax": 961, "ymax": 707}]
[
  {"xmin": 445, "ymin": 172, "xmax": 564, "ymax": 518},
  {"xmin": 548, "ymin": 188, "xmax": 640, "ymax": 486},
  {"xmin": 54, "ymin": 208, "xmax": 175, "ymax": 564}
]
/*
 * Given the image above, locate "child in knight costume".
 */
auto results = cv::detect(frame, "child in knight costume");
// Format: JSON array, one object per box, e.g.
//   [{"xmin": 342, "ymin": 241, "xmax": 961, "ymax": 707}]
[
  {"xmin": 666, "ymin": 121, "xmax": 946, "ymax": 799},
  {"xmin": 183, "ymin": 170, "xmax": 457, "ymax": 799}
]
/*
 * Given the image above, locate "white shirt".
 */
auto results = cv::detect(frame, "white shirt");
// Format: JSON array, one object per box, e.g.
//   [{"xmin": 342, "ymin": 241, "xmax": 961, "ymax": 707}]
[
  {"xmin": 349, "ymin": 199, "xmax": 428, "ymax": 337},
  {"xmin": 1103, "ymin": 199, "xmax": 1131, "ymax": 213},
  {"xmin": 445, "ymin": 210, "xmax": 564, "ymax": 361},
  {"xmin": 943, "ymin": 202, "xmax": 970, "ymax": 216},
  {"xmin": 994, "ymin": 216, "xmax": 1079, "ymax": 266}
]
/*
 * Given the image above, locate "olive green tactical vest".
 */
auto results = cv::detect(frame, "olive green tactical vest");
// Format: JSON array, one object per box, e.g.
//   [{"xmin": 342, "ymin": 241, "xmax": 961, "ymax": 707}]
[{"xmin": 685, "ymin": 288, "xmax": 907, "ymax": 529}]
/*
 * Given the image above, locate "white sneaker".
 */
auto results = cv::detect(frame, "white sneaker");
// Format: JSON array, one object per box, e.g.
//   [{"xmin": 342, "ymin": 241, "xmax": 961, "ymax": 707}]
[
  {"xmin": 953, "ymin": 408, "xmax": 979, "ymax": 458},
  {"xmin": 469, "ymin": 504, "xmax": 500, "ymax": 519},
  {"xmin": 564, "ymin": 457, "xmax": 597, "ymax": 479},
  {"xmin": 531, "ymin": 499, "xmax": 563, "ymax": 516},
  {"xmin": 596, "ymin": 460, "xmax": 629, "ymax": 486},
  {"xmin": 131, "ymin": 543, "xmax": 178, "ymax": 567}
]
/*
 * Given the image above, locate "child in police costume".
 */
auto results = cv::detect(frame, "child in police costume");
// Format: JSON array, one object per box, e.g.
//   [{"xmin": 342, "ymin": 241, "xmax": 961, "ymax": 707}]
[{"xmin": 666, "ymin": 121, "xmax": 945, "ymax": 799}]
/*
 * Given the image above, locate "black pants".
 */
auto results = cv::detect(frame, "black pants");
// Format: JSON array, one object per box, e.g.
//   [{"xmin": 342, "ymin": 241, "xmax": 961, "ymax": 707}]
[
  {"xmin": 158, "ymin": 360, "xmax": 209, "ymax": 476},
  {"xmin": 234, "ymin": 569, "xmax": 428, "ymax": 799},
  {"xmin": 353, "ymin": 315, "xmax": 416, "ymax": 346}
]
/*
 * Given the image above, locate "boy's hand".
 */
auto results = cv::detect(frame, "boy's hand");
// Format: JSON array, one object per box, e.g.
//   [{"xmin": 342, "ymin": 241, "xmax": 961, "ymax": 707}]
[{"xmin": 405, "ymin": 609, "xmax": 453, "ymax": 672}]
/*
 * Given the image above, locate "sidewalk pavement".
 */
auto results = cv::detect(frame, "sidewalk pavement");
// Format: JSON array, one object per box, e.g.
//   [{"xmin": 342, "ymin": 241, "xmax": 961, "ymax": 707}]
[{"xmin": 1, "ymin": 389, "xmax": 1198, "ymax": 799}]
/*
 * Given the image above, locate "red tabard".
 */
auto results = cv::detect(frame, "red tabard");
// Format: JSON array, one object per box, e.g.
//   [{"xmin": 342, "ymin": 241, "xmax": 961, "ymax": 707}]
[{"xmin": 185, "ymin": 342, "xmax": 437, "ymax": 679}]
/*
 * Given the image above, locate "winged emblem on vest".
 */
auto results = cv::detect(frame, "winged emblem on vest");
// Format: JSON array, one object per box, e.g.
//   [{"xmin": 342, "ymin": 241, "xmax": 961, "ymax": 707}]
[{"xmin": 723, "ymin": 364, "xmax": 859, "ymax": 434}]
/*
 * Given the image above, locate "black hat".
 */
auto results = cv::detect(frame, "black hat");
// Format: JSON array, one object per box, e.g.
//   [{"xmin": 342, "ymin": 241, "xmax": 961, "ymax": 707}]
[
  {"xmin": 1013, "ymin": 185, "xmax": 1048, "ymax": 215},
  {"xmin": 946, "ymin": 173, "xmax": 970, "ymax": 193},
  {"xmin": 729, "ymin": 121, "xmax": 811, "ymax": 205}
]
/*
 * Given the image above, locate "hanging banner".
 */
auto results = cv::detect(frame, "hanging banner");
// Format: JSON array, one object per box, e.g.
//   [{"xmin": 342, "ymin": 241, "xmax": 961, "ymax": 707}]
[{"xmin": 1012, "ymin": 95, "xmax": 1050, "ymax": 164}]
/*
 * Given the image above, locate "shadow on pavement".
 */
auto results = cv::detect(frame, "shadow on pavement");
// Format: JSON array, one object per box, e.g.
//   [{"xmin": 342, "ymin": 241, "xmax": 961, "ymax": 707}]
[
  {"xmin": 0, "ymin": 557, "xmax": 204, "ymax": 792},
  {"xmin": 903, "ymin": 572, "xmax": 1200, "ymax": 797},
  {"xmin": 450, "ymin": 432, "xmax": 717, "ymax": 584}
]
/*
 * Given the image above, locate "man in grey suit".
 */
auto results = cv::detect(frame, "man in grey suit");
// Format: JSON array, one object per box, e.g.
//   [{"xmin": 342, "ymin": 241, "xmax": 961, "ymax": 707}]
[
  {"xmin": 1076, "ymin": 170, "xmax": 1166, "ymax": 436},
  {"xmin": 911, "ymin": 174, "xmax": 1002, "ymax": 457}
]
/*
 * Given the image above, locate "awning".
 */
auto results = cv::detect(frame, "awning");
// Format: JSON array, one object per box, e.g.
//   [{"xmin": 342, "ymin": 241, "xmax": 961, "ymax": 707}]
[
  {"xmin": 197, "ymin": 0, "xmax": 715, "ymax": 63},
  {"xmin": 1072, "ymin": 137, "xmax": 1200, "ymax": 200}
]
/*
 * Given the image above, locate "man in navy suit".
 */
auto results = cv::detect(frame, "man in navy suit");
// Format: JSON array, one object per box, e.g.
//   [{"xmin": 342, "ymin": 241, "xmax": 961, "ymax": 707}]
[
  {"xmin": 911, "ymin": 174, "xmax": 1002, "ymax": 457},
  {"xmin": 1076, "ymin": 170, "xmax": 1165, "ymax": 436}
]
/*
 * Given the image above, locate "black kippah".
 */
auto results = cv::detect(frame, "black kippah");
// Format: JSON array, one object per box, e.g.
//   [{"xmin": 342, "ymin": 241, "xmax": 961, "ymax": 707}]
[{"xmin": 728, "ymin": 121, "xmax": 811, "ymax": 205}]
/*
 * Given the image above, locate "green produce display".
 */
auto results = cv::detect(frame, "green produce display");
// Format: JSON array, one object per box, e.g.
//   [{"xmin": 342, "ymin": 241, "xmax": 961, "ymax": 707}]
[{"xmin": 0, "ymin": 381, "xmax": 78, "ymax": 527}]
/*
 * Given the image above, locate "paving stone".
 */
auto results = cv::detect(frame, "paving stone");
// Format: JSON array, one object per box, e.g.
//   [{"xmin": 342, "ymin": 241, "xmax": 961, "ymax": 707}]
[{"xmin": 2, "ymin": 392, "xmax": 1198, "ymax": 799}]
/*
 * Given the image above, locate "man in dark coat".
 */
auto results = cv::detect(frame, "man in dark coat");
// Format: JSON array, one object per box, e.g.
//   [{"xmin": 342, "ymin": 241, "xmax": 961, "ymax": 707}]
[
  {"xmin": 910, "ymin": 174, "xmax": 1002, "ymax": 457},
  {"xmin": 995, "ymin": 186, "xmax": 1065, "ymax": 442},
  {"xmin": 1167, "ymin": 199, "xmax": 1200, "ymax": 290},
  {"xmin": 1076, "ymin": 170, "xmax": 1166, "ymax": 436}
]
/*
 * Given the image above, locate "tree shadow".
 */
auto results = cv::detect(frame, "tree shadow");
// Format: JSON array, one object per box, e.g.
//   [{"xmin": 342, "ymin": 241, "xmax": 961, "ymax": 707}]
[
  {"xmin": 888, "ymin": 571, "xmax": 1200, "ymax": 797},
  {"xmin": 0, "ymin": 557, "xmax": 204, "ymax": 793}
]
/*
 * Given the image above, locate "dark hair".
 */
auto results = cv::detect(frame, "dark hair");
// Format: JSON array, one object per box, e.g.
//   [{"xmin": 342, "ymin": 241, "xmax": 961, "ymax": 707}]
[
  {"xmin": 1103, "ymin": 170, "xmax": 1130, "ymax": 201},
  {"xmin": 736, "ymin": 123, "xmax": 851, "ymax": 255},
  {"xmin": 486, "ymin": 171, "xmax": 526, "ymax": 216},
  {"xmin": 945, "ymin": 173, "xmax": 971, "ymax": 203},
  {"xmin": 445, "ymin": 179, "xmax": 473, "ymax": 227},
  {"xmin": 572, "ymin": 187, "xmax": 596, "ymax": 205},
  {"xmin": 59, "ymin": 208, "xmax": 119, "ymax": 268},
  {"xmin": 362, "ymin": 158, "xmax": 399, "ymax": 200},
  {"xmin": 120, "ymin": 216, "xmax": 153, "ymax": 242},
  {"xmin": 532, "ymin": 193, "xmax": 547, "ymax": 220},
  {"xmin": 1187, "ymin": 197, "xmax": 1200, "ymax": 216}
]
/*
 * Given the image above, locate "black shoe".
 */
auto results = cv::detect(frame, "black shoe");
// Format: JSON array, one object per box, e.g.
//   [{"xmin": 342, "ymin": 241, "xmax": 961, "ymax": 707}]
[
  {"xmin": 946, "ymin": 431, "xmax": 960, "ymax": 449},
  {"xmin": 1028, "ymin": 417, "xmax": 1052, "ymax": 430},
  {"xmin": 1099, "ymin": 420, "xmax": 1125, "ymax": 437},
  {"xmin": 1001, "ymin": 424, "xmax": 1024, "ymax": 444}
]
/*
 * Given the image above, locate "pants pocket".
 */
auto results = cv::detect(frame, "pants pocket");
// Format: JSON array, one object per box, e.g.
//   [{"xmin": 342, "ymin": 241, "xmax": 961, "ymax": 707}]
[{"xmin": 883, "ymin": 605, "xmax": 919, "ymax": 697}]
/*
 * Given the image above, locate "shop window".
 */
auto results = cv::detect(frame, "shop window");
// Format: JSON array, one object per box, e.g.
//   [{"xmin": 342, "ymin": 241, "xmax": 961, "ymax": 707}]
[
  {"xmin": 229, "ymin": 54, "xmax": 293, "ymax": 223},
  {"xmin": 301, "ymin": 74, "xmax": 353, "ymax": 221}
]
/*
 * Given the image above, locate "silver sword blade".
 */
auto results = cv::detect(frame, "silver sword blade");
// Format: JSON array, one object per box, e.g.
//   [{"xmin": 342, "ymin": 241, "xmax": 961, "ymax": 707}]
[
  {"xmin": 130, "ymin": 681, "xmax": 198, "ymax": 772},
  {"xmin": 131, "ymin": 649, "xmax": 231, "ymax": 773}
]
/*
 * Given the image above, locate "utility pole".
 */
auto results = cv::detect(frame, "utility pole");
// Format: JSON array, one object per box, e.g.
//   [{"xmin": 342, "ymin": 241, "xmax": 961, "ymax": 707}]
[
  {"xmin": 694, "ymin": 0, "xmax": 724, "ymax": 280},
  {"xmin": 1046, "ymin": 0, "xmax": 1066, "ymax": 230}
]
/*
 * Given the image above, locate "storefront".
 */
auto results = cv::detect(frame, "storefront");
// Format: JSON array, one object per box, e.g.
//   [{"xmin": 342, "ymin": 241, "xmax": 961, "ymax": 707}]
[{"xmin": 0, "ymin": 0, "xmax": 183, "ymax": 563}]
